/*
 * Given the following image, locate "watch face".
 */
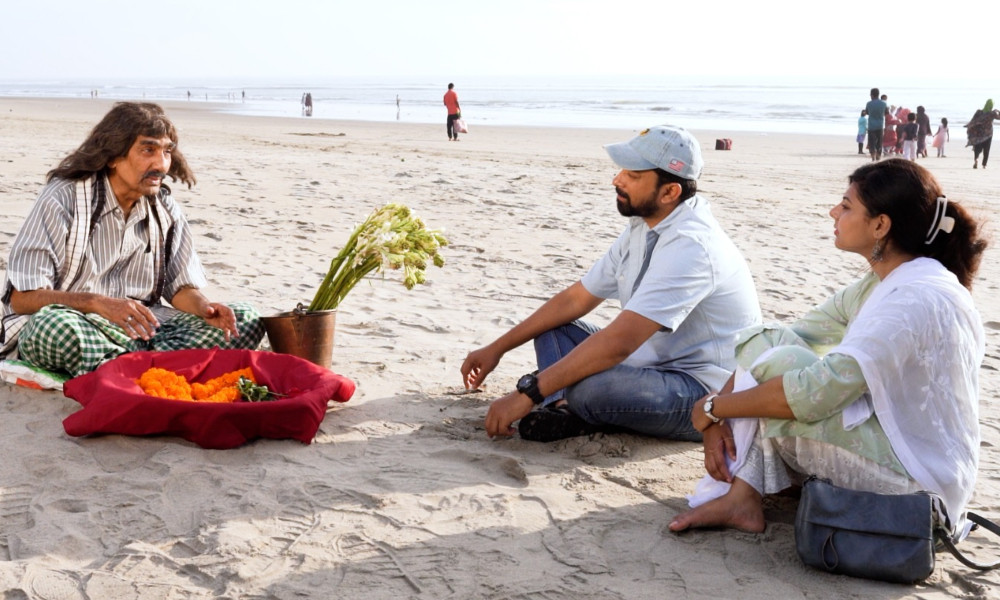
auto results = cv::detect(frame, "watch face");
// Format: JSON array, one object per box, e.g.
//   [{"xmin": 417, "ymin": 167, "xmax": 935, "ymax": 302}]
[
  {"xmin": 517, "ymin": 374, "xmax": 534, "ymax": 391},
  {"xmin": 516, "ymin": 373, "xmax": 544, "ymax": 404}
]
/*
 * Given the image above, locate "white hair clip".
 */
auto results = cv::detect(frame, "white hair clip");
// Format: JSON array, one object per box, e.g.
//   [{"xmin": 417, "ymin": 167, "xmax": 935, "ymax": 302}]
[{"xmin": 925, "ymin": 196, "xmax": 956, "ymax": 245}]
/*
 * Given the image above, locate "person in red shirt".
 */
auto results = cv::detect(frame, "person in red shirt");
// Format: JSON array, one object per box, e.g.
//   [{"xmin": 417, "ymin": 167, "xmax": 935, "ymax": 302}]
[{"xmin": 443, "ymin": 83, "xmax": 461, "ymax": 141}]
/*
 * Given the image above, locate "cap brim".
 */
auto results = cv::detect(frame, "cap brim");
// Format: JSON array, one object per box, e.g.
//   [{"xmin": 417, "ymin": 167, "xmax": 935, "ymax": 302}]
[{"xmin": 603, "ymin": 142, "xmax": 658, "ymax": 171}]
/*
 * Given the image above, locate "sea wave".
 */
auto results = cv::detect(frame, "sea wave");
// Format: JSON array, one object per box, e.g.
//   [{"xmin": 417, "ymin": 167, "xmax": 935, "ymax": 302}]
[{"xmin": 0, "ymin": 76, "xmax": 991, "ymax": 136}]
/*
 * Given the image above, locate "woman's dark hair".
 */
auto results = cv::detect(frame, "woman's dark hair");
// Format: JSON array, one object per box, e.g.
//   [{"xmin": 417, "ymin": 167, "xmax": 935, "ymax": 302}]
[
  {"xmin": 47, "ymin": 102, "xmax": 195, "ymax": 188},
  {"xmin": 848, "ymin": 158, "xmax": 987, "ymax": 289},
  {"xmin": 654, "ymin": 168, "xmax": 697, "ymax": 201}
]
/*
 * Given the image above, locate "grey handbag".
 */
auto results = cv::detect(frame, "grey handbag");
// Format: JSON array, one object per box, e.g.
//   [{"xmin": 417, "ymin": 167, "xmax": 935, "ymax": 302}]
[{"xmin": 795, "ymin": 476, "xmax": 1000, "ymax": 583}]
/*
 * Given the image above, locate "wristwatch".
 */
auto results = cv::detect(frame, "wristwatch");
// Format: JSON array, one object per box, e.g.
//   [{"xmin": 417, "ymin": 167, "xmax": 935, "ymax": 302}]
[
  {"xmin": 703, "ymin": 393, "xmax": 722, "ymax": 424},
  {"xmin": 516, "ymin": 371, "xmax": 546, "ymax": 404}
]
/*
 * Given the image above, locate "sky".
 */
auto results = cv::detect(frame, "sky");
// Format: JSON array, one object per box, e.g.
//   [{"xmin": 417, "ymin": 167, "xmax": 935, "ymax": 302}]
[{"xmin": 0, "ymin": 0, "xmax": 992, "ymax": 83}]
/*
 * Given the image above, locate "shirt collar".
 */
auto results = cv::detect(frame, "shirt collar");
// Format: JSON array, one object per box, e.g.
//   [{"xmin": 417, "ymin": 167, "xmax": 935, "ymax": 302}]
[
  {"xmin": 638, "ymin": 195, "xmax": 699, "ymax": 236},
  {"xmin": 100, "ymin": 174, "xmax": 149, "ymax": 222}
]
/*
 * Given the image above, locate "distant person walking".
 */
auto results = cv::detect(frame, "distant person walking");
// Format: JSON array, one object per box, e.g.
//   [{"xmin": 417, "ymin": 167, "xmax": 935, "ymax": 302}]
[
  {"xmin": 966, "ymin": 99, "xmax": 1000, "ymax": 169},
  {"xmin": 916, "ymin": 106, "xmax": 932, "ymax": 158},
  {"xmin": 865, "ymin": 88, "xmax": 888, "ymax": 161},
  {"xmin": 444, "ymin": 83, "xmax": 461, "ymax": 141},
  {"xmin": 856, "ymin": 109, "xmax": 868, "ymax": 154},
  {"xmin": 900, "ymin": 112, "xmax": 919, "ymax": 161},
  {"xmin": 302, "ymin": 93, "xmax": 313, "ymax": 117},
  {"xmin": 932, "ymin": 117, "xmax": 949, "ymax": 157}
]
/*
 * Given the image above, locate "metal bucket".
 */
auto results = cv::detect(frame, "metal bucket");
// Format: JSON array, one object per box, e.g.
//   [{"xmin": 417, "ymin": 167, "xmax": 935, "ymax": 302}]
[{"xmin": 261, "ymin": 304, "xmax": 336, "ymax": 369}]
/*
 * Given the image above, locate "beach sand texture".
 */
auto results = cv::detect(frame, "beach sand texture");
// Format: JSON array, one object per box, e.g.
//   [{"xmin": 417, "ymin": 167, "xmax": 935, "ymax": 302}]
[{"xmin": 0, "ymin": 98, "xmax": 998, "ymax": 599}]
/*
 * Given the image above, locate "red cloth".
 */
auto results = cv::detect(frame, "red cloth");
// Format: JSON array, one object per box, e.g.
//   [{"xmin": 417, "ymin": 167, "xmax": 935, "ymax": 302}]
[{"xmin": 62, "ymin": 348, "xmax": 355, "ymax": 449}]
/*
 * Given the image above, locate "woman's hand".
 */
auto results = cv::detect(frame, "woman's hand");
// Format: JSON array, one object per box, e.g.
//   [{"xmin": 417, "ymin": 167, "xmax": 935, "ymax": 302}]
[{"xmin": 701, "ymin": 420, "xmax": 737, "ymax": 482}]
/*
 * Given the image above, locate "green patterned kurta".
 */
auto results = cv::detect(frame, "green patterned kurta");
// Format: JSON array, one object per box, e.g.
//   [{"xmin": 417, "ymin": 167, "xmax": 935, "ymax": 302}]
[{"xmin": 735, "ymin": 272, "xmax": 908, "ymax": 475}]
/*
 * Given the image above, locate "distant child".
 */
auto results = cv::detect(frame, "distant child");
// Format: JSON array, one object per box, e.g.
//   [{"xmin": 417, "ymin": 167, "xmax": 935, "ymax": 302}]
[
  {"xmin": 882, "ymin": 111, "xmax": 899, "ymax": 156},
  {"xmin": 932, "ymin": 117, "xmax": 950, "ymax": 157},
  {"xmin": 857, "ymin": 109, "xmax": 868, "ymax": 154},
  {"xmin": 894, "ymin": 107, "xmax": 911, "ymax": 156},
  {"xmin": 900, "ymin": 113, "xmax": 919, "ymax": 160}
]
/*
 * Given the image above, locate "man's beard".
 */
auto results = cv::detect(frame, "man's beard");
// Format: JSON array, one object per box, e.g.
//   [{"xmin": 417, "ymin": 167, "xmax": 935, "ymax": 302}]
[{"xmin": 615, "ymin": 187, "xmax": 658, "ymax": 218}]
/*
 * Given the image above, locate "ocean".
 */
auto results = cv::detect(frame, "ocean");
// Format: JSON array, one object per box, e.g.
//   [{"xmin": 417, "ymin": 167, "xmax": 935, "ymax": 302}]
[{"xmin": 0, "ymin": 76, "xmax": 993, "ymax": 136}]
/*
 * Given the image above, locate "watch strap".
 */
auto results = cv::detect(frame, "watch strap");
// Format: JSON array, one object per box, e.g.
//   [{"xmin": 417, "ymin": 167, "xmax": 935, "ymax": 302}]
[
  {"xmin": 703, "ymin": 393, "xmax": 721, "ymax": 424},
  {"xmin": 517, "ymin": 372, "xmax": 545, "ymax": 404}
]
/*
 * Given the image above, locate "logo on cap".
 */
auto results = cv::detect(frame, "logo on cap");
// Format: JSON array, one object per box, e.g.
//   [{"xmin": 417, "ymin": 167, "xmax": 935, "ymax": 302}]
[{"xmin": 668, "ymin": 158, "xmax": 686, "ymax": 173}]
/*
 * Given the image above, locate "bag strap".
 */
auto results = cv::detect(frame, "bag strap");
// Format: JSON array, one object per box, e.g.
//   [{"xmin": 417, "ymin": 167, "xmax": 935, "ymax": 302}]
[{"xmin": 937, "ymin": 512, "xmax": 1000, "ymax": 571}]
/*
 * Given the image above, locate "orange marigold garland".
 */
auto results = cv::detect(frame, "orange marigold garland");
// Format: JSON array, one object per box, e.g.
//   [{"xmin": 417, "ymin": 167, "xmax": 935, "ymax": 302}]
[
  {"xmin": 191, "ymin": 367, "xmax": 255, "ymax": 401},
  {"xmin": 138, "ymin": 367, "xmax": 193, "ymax": 401},
  {"xmin": 138, "ymin": 367, "xmax": 259, "ymax": 403}
]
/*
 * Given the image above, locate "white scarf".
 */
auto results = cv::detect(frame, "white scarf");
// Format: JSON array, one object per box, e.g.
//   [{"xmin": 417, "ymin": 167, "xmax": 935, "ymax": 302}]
[{"xmin": 834, "ymin": 257, "xmax": 984, "ymax": 534}]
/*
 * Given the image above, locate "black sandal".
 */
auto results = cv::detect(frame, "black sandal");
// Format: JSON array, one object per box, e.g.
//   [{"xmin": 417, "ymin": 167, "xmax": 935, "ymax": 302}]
[{"xmin": 517, "ymin": 404, "xmax": 600, "ymax": 442}]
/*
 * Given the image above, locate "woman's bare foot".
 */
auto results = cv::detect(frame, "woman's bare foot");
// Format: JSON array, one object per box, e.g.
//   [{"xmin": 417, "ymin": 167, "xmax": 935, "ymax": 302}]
[{"xmin": 669, "ymin": 478, "xmax": 765, "ymax": 533}]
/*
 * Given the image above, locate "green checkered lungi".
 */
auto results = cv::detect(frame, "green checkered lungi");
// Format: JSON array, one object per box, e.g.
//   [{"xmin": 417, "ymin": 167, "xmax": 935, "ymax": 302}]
[{"xmin": 18, "ymin": 302, "xmax": 265, "ymax": 377}]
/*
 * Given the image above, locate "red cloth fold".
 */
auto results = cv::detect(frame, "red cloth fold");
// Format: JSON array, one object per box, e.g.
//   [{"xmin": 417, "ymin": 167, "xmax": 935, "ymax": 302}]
[{"xmin": 62, "ymin": 348, "xmax": 355, "ymax": 449}]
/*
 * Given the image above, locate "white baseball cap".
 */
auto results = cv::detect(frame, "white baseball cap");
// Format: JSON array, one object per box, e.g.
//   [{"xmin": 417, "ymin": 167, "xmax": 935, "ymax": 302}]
[{"xmin": 604, "ymin": 125, "xmax": 704, "ymax": 180}]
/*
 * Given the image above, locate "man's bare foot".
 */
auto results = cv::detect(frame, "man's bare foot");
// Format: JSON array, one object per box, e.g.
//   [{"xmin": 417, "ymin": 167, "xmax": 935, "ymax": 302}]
[{"xmin": 668, "ymin": 479, "xmax": 765, "ymax": 533}]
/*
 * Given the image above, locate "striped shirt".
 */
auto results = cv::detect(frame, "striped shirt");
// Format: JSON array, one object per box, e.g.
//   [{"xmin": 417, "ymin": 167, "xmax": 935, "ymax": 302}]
[{"xmin": 2, "ymin": 176, "xmax": 207, "ymax": 318}]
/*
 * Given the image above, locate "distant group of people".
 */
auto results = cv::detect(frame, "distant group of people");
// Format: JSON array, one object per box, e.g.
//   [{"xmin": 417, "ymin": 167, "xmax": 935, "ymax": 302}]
[
  {"xmin": 860, "ymin": 88, "xmax": 1000, "ymax": 169},
  {"xmin": 859, "ymin": 88, "xmax": 946, "ymax": 161}
]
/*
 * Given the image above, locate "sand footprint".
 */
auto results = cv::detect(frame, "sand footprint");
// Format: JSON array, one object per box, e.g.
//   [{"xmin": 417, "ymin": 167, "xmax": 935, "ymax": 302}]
[
  {"xmin": 88, "ymin": 436, "xmax": 168, "ymax": 473},
  {"xmin": 427, "ymin": 448, "xmax": 528, "ymax": 487},
  {"xmin": 333, "ymin": 532, "xmax": 454, "ymax": 595},
  {"xmin": 22, "ymin": 566, "xmax": 85, "ymax": 600},
  {"xmin": 0, "ymin": 483, "xmax": 35, "ymax": 541}
]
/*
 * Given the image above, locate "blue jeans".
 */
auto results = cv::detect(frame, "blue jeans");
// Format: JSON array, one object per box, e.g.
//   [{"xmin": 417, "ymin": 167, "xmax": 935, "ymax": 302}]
[{"xmin": 533, "ymin": 321, "xmax": 705, "ymax": 441}]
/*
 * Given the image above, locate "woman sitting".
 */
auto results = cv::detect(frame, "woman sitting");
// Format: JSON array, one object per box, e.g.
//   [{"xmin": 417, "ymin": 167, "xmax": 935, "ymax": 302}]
[{"xmin": 669, "ymin": 159, "xmax": 987, "ymax": 539}]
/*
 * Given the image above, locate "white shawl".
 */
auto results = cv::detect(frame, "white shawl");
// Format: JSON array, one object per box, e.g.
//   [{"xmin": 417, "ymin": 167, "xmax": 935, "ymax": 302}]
[{"xmin": 833, "ymin": 257, "xmax": 984, "ymax": 534}]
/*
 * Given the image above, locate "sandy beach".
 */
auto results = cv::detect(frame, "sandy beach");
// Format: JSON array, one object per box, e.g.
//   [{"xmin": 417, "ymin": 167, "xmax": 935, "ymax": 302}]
[{"xmin": 1, "ymin": 97, "xmax": 998, "ymax": 599}]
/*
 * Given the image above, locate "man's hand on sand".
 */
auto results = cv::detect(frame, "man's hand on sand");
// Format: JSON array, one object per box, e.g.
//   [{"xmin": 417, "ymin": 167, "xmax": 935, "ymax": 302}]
[
  {"xmin": 484, "ymin": 391, "xmax": 533, "ymax": 438},
  {"xmin": 460, "ymin": 346, "xmax": 501, "ymax": 390}
]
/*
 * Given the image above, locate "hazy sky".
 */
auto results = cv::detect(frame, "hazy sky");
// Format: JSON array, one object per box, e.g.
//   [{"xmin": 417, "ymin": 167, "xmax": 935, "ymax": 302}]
[{"xmin": 0, "ymin": 0, "xmax": 990, "ymax": 82}]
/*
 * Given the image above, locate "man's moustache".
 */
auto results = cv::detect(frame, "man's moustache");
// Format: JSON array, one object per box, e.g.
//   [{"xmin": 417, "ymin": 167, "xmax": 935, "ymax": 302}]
[
  {"xmin": 143, "ymin": 170, "xmax": 167, "ymax": 180},
  {"xmin": 615, "ymin": 187, "xmax": 630, "ymax": 201}
]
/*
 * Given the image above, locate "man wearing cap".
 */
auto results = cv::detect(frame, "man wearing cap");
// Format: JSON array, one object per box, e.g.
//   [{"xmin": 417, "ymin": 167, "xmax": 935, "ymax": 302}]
[{"xmin": 461, "ymin": 125, "xmax": 761, "ymax": 442}]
